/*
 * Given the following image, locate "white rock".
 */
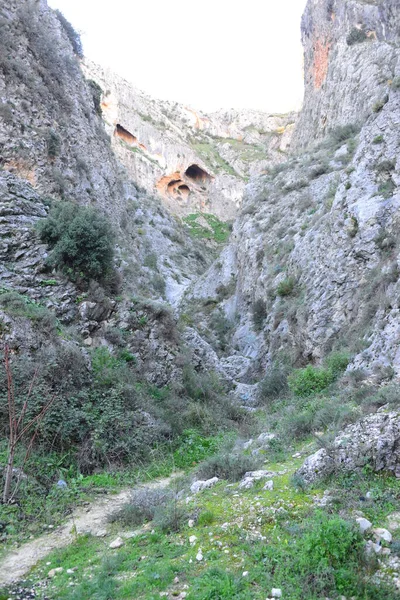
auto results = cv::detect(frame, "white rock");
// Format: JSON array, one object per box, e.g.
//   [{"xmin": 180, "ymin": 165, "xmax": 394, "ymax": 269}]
[
  {"xmin": 242, "ymin": 571, "xmax": 249, "ymax": 577},
  {"xmin": 109, "ymin": 537, "xmax": 124, "ymax": 549},
  {"xmin": 366, "ymin": 540, "xmax": 382, "ymax": 554},
  {"xmin": 244, "ymin": 470, "xmax": 273, "ymax": 480},
  {"xmin": 189, "ymin": 535, "xmax": 197, "ymax": 544},
  {"xmin": 190, "ymin": 477, "xmax": 219, "ymax": 494},
  {"xmin": 95, "ymin": 529, "xmax": 107, "ymax": 537},
  {"xmin": 174, "ymin": 576, "xmax": 180, "ymax": 584},
  {"xmin": 196, "ymin": 549, "xmax": 203, "ymax": 561},
  {"xmin": 263, "ymin": 480, "xmax": 274, "ymax": 491},
  {"xmin": 271, "ymin": 589, "xmax": 282, "ymax": 598},
  {"xmin": 373, "ymin": 527, "xmax": 392, "ymax": 543},
  {"xmin": 48, "ymin": 567, "xmax": 63, "ymax": 578},
  {"xmin": 239, "ymin": 477, "xmax": 254, "ymax": 489},
  {"xmin": 355, "ymin": 517, "xmax": 372, "ymax": 533},
  {"xmin": 188, "ymin": 519, "xmax": 195, "ymax": 528},
  {"xmin": 387, "ymin": 512, "xmax": 400, "ymax": 531}
]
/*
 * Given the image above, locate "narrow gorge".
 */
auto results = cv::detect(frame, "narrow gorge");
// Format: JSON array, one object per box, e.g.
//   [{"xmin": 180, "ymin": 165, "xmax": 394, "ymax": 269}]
[{"xmin": 0, "ymin": 1, "xmax": 400, "ymax": 598}]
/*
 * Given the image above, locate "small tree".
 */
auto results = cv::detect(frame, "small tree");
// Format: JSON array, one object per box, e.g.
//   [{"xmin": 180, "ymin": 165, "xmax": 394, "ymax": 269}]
[
  {"xmin": 2, "ymin": 346, "xmax": 54, "ymax": 504},
  {"xmin": 38, "ymin": 202, "xmax": 115, "ymax": 282}
]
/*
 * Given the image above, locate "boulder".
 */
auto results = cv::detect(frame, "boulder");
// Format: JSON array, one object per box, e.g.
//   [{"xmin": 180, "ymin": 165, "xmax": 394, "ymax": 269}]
[
  {"xmin": 190, "ymin": 477, "xmax": 219, "ymax": 494},
  {"xmin": 295, "ymin": 410, "xmax": 400, "ymax": 484}
]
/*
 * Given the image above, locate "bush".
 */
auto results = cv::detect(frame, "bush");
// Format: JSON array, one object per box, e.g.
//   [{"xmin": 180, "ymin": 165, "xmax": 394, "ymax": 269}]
[
  {"xmin": 37, "ymin": 201, "xmax": 115, "ymax": 282},
  {"xmin": 153, "ymin": 499, "xmax": 187, "ymax": 533},
  {"xmin": 347, "ymin": 27, "xmax": 367, "ymax": 46},
  {"xmin": 276, "ymin": 277, "xmax": 296, "ymax": 297},
  {"xmin": 288, "ymin": 365, "xmax": 334, "ymax": 397},
  {"xmin": 55, "ymin": 10, "xmax": 83, "ymax": 57},
  {"xmin": 109, "ymin": 487, "xmax": 173, "ymax": 527},
  {"xmin": 173, "ymin": 430, "xmax": 221, "ymax": 468},
  {"xmin": 47, "ymin": 129, "xmax": 61, "ymax": 158},
  {"xmin": 299, "ymin": 514, "xmax": 363, "ymax": 579},
  {"xmin": 195, "ymin": 451, "xmax": 262, "ymax": 482},
  {"xmin": 330, "ymin": 123, "xmax": 360, "ymax": 144},
  {"xmin": 289, "ymin": 352, "xmax": 349, "ymax": 398},
  {"xmin": 258, "ymin": 362, "xmax": 289, "ymax": 404},
  {"xmin": 323, "ymin": 351, "xmax": 349, "ymax": 378},
  {"xmin": 252, "ymin": 298, "xmax": 267, "ymax": 331}
]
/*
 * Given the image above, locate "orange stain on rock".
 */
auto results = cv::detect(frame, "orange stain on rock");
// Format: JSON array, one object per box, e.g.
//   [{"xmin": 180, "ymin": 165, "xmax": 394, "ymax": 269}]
[{"xmin": 313, "ymin": 39, "xmax": 330, "ymax": 89}]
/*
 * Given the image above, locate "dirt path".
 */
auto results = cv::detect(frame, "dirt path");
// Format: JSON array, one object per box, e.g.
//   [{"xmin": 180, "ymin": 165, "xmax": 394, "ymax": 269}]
[{"xmin": 0, "ymin": 474, "xmax": 176, "ymax": 586}]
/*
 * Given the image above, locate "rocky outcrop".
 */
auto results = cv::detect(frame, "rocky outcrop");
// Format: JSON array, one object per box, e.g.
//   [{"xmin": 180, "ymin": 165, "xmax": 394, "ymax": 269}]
[
  {"xmin": 295, "ymin": 409, "xmax": 400, "ymax": 484},
  {"xmin": 84, "ymin": 61, "xmax": 296, "ymax": 220},
  {"xmin": 294, "ymin": 0, "xmax": 400, "ymax": 149}
]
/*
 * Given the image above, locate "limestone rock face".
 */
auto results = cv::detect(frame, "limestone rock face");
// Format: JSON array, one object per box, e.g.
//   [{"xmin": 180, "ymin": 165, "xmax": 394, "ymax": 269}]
[
  {"xmin": 293, "ymin": 0, "xmax": 400, "ymax": 149},
  {"xmin": 83, "ymin": 61, "xmax": 296, "ymax": 220},
  {"xmin": 185, "ymin": 0, "xmax": 400, "ymax": 380},
  {"xmin": 295, "ymin": 409, "xmax": 400, "ymax": 484}
]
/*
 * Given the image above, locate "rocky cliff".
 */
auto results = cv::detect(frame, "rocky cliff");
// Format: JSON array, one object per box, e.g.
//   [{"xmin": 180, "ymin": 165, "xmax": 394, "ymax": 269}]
[
  {"xmin": 185, "ymin": 0, "xmax": 400, "ymax": 385},
  {"xmin": 83, "ymin": 61, "xmax": 296, "ymax": 221}
]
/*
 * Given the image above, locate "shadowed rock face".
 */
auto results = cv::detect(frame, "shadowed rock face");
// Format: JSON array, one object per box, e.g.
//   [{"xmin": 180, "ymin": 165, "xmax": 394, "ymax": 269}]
[{"xmin": 293, "ymin": 0, "xmax": 400, "ymax": 149}]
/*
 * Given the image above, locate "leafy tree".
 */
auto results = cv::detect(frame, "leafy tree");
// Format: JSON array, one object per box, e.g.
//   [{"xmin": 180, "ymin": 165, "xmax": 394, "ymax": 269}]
[{"xmin": 38, "ymin": 202, "xmax": 114, "ymax": 282}]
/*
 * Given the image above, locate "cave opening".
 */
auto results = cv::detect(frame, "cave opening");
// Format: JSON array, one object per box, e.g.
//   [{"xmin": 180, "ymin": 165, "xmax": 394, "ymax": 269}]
[
  {"xmin": 184, "ymin": 164, "xmax": 211, "ymax": 183},
  {"xmin": 177, "ymin": 184, "xmax": 190, "ymax": 199},
  {"xmin": 114, "ymin": 124, "xmax": 137, "ymax": 145}
]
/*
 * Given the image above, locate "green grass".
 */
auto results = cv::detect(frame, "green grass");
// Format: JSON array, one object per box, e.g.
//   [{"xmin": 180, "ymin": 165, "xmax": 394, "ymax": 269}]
[
  {"xmin": 4, "ymin": 446, "xmax": 398, "ymax": 600},
  {"xmin": 183, "ymin": 213, "xmax": 231, "ymax": 244}
]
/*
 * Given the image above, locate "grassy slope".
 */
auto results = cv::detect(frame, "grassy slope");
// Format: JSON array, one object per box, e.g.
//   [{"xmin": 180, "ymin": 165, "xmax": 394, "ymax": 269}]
[{"xmin": 3, "ymin": 445, "xmax": 399, "ymax": 600}]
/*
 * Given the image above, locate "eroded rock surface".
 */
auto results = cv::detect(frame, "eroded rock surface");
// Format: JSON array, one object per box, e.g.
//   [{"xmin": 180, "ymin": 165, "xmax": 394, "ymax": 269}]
[{"xmin": 296, "ymin": 409, "xmax": 400, "ymax": 484}]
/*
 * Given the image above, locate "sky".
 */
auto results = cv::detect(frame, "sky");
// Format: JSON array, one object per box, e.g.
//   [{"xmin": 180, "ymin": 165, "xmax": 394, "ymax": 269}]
[{"xmin": 48, "ymin": 0, "xmax": 308, "ymax": 114}]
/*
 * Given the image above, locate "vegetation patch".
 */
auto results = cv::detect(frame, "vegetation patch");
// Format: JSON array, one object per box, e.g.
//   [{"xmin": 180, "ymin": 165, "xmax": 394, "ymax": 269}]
[
  {"xmin": 37, "ymin": 201, "xmax": 115, "ymax": 283},
  {"xmin": 183, "ymin": 213, "xmax": 231, "ymax": 244}
]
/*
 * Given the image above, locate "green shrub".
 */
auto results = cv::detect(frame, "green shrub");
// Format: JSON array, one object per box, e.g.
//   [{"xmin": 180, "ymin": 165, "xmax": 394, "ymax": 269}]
[
  {"xmin": 276, "ymin": 276, "xmax": 296, "ymax": 297},
  {"xmin": 288, "ymin": 365, "xmax": 333, "ymax": 397},
  {"xmin": 289, "ymin": 352, "xmax": 349, "ymax": 398},
  {"xmin": 108, "ymin": 488, "xmax": 172, "ymax": 527},
  {"xmin": 55, "ymin": 10, "xmax": 83, "ymax": 57},
  {"xmin": 47, "ymin": 129, "xmax": 61, "ymax": 158},
  {"xmin": 173, "ymin": 430, "xmax": 221, "ymax": 468},
  {"xmin": 373, "ymin": 135, "xmax": 384, "ymax": 144},
  {"xmin": 252, "ymin": 298, "xmax": 267, "ymax": 331},
  {"xmin": 299, "ymin": 514, "xmax": 363, "ymax": 580},
  {"xmin": 195, "ymin": 451, "xmax": 261, "ymax": 482},
  {"xmin": 188, "ymin": 568, "xmax": 245, "ymax": 600},
  {"xmin": 330, "ymin": 123, "xmax": 360, "ymax": 144},
  {"xmin": 258, "ymin": 362, "xmax": 289, "ymax": 404},
  {"xmin": 153, "ymin": 499, "xmax": 187, "ymax": 533},
  {"xmin": 347, "ymin": 27, "xmax": 367, "ymax": 46},
  {"xmin": 323, "ymin": 351, "xmax": 349, "ymax": 378},
  {"xmin": 0, "ymin": 291, "xmax": 57, "ymax": 335},
  {"xmin": 197, "ymin": 510, "xmax": 216, "ymax": 526},
  {"xmin": 37, "ymin": 201, "xmax": 114, "ymax": 282}
]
